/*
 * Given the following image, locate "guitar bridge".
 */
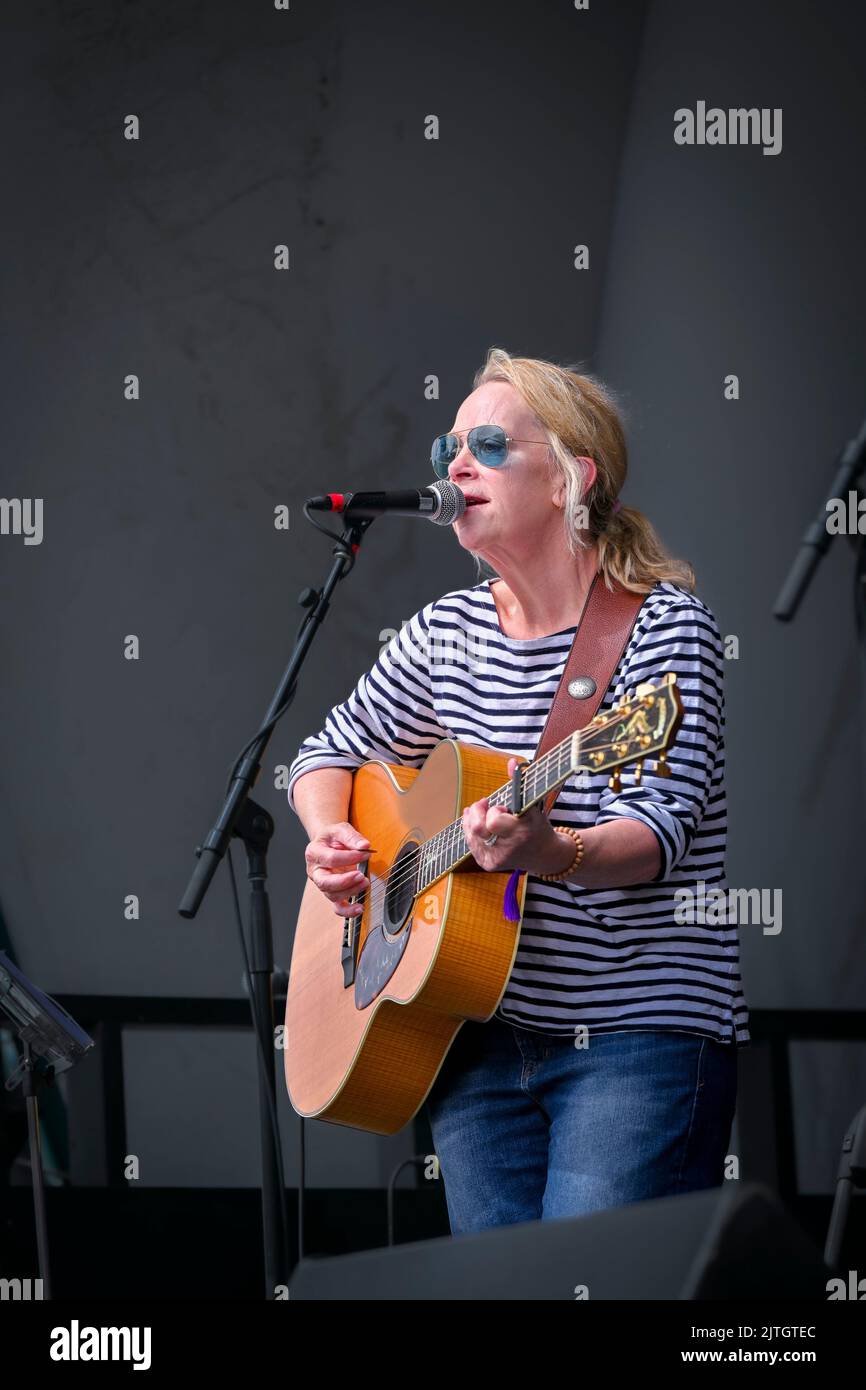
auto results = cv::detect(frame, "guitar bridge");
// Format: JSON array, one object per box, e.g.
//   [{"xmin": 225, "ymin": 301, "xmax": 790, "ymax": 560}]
[{"xmin": 340, "ymin": 858, "xmax": 368, "ymax": 988}]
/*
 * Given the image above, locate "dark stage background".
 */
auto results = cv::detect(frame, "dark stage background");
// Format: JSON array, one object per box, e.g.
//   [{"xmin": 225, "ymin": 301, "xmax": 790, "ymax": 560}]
[{"xmin": 1, "ymin": 0, "xmax": 864, "ymax": 1293}]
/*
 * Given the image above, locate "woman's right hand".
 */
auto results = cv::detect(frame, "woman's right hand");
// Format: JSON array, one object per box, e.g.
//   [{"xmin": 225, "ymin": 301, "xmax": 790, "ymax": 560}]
[{"xmin": 304, "ymin": 822, "xmax": 372, "ymax": 918}]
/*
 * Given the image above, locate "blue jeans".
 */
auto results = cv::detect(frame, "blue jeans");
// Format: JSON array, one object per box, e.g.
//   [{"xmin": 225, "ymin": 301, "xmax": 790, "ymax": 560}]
[{"xmin": 425, "ymin": 1016, "xmax": 738, "ymax": 1235}]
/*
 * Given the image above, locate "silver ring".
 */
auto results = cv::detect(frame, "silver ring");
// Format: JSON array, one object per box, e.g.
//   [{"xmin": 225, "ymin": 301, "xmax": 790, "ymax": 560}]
[{"xmin": 484, "ymin": 833, "xmax": 499, "ymax": 847}]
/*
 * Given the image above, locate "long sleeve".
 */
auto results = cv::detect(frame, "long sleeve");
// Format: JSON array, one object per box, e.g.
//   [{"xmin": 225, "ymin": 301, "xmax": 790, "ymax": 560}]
[
  {"xmin": 286, "ymin": 602, "xmax": 446, "ymax": 814},
  {"xmin": 281, "ymin": 577, "xmax": 747, "ymax": 1045},
  {"xmin": 594, "ymin": 596, "xmax": 725, "ymax": 881}
]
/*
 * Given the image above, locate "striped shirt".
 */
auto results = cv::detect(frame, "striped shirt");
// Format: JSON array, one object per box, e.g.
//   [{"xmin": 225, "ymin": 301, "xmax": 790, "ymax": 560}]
[{"xmin": 287, "ymin": 579, "xmax": 750, "ymax": 1047}]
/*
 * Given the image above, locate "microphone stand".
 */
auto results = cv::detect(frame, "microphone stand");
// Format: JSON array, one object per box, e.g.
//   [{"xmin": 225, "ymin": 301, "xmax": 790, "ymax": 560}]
[
  {"xmin": 774, "ymin": 415, "xmax": 866, "ymax": 1268},
  {"xmin": 773, "ymin": 413, "xmax": 866, "ymax": 621},
  {"xmin": 774, "ymin": 413, "xmax": 866, "ymax": 874},
  {"xmin": 825, "ymin": 1103, "xmax": 866, "ymax": 1272},
  {"xmin": 179, "ymin": 511, "xmax": 374, "ymax": 1298}
]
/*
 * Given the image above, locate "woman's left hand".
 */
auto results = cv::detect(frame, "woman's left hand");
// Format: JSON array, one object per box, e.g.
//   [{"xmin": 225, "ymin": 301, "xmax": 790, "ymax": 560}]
[{"xmin": 462, "ymin": 757, "xmax": 571, "ymax": 876}]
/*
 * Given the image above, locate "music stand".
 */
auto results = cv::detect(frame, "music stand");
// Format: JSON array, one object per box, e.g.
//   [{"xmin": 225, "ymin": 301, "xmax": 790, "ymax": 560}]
[{"xmin": 0, "ymin": 952, "xmax": 94, "ymax": 1298}]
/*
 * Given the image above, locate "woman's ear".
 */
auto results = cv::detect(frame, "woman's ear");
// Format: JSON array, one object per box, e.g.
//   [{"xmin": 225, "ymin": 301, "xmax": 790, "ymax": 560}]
[{"xmin": 575, "ymin": 455, "xmax": 597, "ymax": 492}]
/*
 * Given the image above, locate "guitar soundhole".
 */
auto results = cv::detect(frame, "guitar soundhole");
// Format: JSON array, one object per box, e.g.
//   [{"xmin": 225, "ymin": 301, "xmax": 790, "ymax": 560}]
[
  {"xmin": 383, "ymin": 839, "xmax": 420, "ymax": 941},
  {"xmin": 354, "ymin": 839, "xmax": 419, "ymax": 1009}
]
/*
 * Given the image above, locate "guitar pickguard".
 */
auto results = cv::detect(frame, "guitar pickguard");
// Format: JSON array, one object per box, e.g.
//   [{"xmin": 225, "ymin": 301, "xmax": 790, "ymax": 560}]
[
  {"xmin": 353, "ymin": 836, "xmax": 421, "ymax": 1009},
  {"xmin": 354, "ymin": 917, "xmax": 412, "ymax": 1009}
]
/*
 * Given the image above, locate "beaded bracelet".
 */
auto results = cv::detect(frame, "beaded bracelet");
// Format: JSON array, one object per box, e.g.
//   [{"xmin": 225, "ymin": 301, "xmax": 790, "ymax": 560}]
[{"xmin": 538, "ymin": 826, "xmax": 585, "ymax": 882}]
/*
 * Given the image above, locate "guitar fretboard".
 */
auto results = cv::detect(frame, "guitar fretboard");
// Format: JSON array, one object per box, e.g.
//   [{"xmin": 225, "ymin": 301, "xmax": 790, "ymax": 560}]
[{"xmin": 414, "ymin": 732, "xmax": 582, "ymax": 893}]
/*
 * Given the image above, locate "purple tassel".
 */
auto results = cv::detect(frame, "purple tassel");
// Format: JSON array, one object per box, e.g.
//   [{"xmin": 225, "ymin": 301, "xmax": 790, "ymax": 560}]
[{"xmin": 503, "ymin": 869, "xmax": 524, "ymax": 922}]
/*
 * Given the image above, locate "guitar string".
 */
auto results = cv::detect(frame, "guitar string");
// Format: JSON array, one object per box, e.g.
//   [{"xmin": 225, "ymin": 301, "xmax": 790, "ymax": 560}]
[
  {"xmin": 341, "ymin": 722, "xmax": 658, "ymax": 917},
  {"xmin": 347, "ymin": 725, "xmax": 656, "ymax": 914},
  {"xmin": 354, "ymin": 737, "xmax": 599, "ymax": 909}
]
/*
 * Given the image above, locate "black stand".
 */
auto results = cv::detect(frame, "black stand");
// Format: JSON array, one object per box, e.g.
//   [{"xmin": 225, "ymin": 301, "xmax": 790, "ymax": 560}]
[
  {"xmin": 775, "ymin": 415, "xmax": 866, "ymax": 1267},
  {"xmin": 21, "ymin": 1043, "xmax": 53, "ymax": 1299},
  {"xmin": 235, "ymin": 796, "xmax": 283, "ymax": 1297},
  {"xmin": 0, "ymin": 951, "xmax": 93, "ymax": 1301},
  {"xmin": 179, "ymin": 514, "xmax": 374, "ymax": 1298},
  {"xmin": 825, "ymin": 1103, "xmax": 866, "ymax": 1271},
  {"xmin": 774, "ymin": 413, "xmax": 866, "ymax": 621}
]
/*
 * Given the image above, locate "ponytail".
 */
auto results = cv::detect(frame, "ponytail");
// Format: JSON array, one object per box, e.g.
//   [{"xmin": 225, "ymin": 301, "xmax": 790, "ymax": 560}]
[{"xmin": 473, "ymin": 347, "xmax": 696, "ymax": 594}]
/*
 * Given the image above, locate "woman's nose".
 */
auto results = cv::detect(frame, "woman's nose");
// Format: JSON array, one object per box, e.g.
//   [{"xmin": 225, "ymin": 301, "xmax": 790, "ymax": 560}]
[{"xmin": 448, "ymin": 442, "xmax": 477, "ymax": 480}]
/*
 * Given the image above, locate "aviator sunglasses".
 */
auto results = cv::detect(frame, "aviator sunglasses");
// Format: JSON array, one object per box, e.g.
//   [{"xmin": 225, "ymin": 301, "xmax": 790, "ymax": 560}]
[{"xmin": 431, "ymin": 425, "xmax": 550, "ymax": 478}]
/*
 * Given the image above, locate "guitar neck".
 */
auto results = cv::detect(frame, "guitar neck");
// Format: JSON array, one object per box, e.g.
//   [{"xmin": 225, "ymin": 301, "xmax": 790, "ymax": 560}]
[
  {"xmin": 416, "ymin": 731, "xmax": 581, "ymax": 892},
  {"xmin": 411, "ymin": 674, "xmax": 681, "ymax": 893}
]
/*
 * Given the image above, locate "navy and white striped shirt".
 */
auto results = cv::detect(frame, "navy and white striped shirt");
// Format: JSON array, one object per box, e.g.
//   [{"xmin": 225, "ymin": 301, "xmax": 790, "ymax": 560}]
[{"xmin": 287, "ymin": 579, "xmax": 750, "ymax": 1047}]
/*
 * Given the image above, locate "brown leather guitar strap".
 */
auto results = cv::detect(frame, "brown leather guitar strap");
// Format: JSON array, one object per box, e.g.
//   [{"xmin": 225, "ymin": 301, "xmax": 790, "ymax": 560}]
[{"xmin": 532, "ymin": 572, "xmax": 648, "ymax": 815}]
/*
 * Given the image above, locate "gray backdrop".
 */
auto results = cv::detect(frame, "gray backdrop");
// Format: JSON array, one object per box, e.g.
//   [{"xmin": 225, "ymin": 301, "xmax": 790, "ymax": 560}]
[{"xmin": 1, "ymin": 0, "xmax": 863, "ymax": 1194}]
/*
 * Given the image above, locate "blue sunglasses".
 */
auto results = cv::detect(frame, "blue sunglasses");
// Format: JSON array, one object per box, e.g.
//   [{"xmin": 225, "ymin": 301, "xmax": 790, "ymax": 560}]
[{"xmin": 431, "ymin": 425, "xmax": 549, "ymax": 478}]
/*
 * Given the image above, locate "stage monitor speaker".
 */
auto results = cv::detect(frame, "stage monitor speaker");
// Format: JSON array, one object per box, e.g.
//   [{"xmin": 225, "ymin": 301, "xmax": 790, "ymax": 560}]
[{"xmin": 289, "ymin": 1182, "xmax": 831, "ymax": 1300}]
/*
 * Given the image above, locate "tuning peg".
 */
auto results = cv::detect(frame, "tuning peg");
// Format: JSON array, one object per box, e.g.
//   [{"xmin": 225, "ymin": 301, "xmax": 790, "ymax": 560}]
[
  {"xmin": 633, "ymin": 759, "xmax": 644, "ymax": 784},
  {"xmin": 652, "ymin": 750, "xmax": 671, "ymax": 778},
  {"xmin": 608, "ymin": 768, "xmax": 622, "ymax": 792}
]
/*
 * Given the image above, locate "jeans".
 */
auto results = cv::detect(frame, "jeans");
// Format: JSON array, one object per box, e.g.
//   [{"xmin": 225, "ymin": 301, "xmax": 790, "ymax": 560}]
[{"xmin": 425, "ymin": 1016, "xmax": 738, "ymax": 1235}]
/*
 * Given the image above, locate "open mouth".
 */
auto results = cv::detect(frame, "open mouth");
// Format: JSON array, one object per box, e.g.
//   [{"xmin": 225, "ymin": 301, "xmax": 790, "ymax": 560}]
[{"xmin": 462, "ymin": 496, "xmax": 489, "ymax": 507}]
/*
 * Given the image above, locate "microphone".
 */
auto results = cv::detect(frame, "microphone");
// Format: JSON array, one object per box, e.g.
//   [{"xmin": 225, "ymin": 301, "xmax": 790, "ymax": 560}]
[{"xmin": 305, "ymin": 480, "xmax": 466, "ymax": 526}]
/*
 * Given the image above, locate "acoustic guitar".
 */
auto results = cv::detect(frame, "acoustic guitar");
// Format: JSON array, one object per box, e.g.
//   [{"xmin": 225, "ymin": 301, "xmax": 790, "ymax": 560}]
[{"xmin": 284, "ymin": 674, "xmax": 682, "ymax": 1135}]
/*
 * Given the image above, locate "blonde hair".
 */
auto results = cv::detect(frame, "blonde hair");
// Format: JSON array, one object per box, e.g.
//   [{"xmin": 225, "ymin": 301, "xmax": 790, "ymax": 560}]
[{"xmin": 470, "ymin": 347, "xmax": 695, "ymax": 594}]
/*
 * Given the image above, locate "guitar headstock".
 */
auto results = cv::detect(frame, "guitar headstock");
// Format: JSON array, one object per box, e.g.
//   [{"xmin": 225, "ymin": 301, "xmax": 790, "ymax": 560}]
[{"xmin": 581, "ymin": 673, "xmax": 683, "ymax": 790}]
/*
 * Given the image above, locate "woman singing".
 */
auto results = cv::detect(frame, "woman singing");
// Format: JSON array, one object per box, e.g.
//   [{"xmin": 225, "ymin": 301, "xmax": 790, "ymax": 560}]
[{"xmin": 287, "ymin": 347, "xmax": 749, "ymax": 1234}]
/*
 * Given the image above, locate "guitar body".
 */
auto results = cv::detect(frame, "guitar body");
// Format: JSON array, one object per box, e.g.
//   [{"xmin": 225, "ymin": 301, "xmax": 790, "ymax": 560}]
[
  {"xmin": 284, "ymin": 674, "xmax": 682, "ymax": 1136},
  {"xmin": 284, "ymin": 740, "xmax": 528, "ymax": 1136}
]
